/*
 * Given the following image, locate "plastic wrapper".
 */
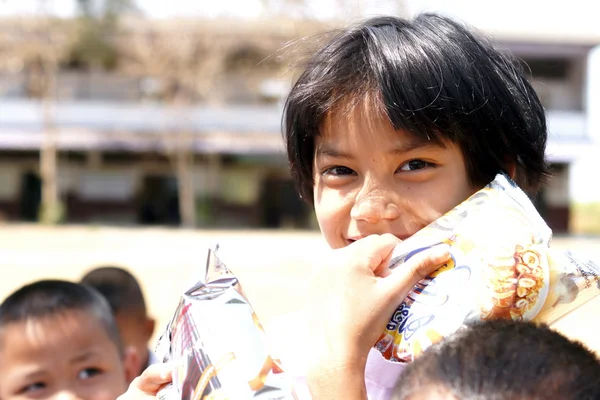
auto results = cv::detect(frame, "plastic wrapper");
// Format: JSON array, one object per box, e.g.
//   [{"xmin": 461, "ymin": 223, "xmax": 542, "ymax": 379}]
[
  {"xmin": 376, "ymin": 173, "xmax": 600, "ymax": 363},
  {"xmin": 155, "ymin": 247, "xmax": 297, "ymax": 400}
]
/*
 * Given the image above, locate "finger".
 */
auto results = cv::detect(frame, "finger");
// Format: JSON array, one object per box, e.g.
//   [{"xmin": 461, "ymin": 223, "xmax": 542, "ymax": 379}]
[
  {"xmin": 383, "ymin": 244, "xmax": 451, "ymax": 295},
  {"xmin": 371, "ymin": 234, "xmax": 403, "ymax": 276},
  {"xmin": 134, "ymin": 362, "xmax": 174, "ymax": 394},
  {"xmin": 350, "ymin": 234, "xmax": 400, "ymax": 273}
]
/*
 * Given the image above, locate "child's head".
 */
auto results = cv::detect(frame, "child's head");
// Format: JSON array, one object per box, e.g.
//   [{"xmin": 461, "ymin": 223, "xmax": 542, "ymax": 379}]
[
  {"xmin": 0, "ymin": 280, "xmax": 138, "ymax": 400},
  {"xmin": 284, "ymin": 14, "xmax": 548, "ymax": 248},
  {"xmin": 80, "ymin": 266, "xmax": 155, "ymax": 374},
  {"xmin": 392, "ymin": 320, "xmax": 600, "ymax": 400}
]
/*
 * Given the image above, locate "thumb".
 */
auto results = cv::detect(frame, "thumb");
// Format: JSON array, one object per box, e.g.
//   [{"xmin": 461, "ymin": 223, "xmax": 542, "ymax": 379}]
[
  {"xmin": 133, "ymin": 362, "xmax": 174, "ymax": 394},
  {"xmin": 383, "ymin": 244, "xmax": 451, "ymax": 295},
  {"xmin": 349, "ymin": 234, "xmax": 401, "ymax": 272}
]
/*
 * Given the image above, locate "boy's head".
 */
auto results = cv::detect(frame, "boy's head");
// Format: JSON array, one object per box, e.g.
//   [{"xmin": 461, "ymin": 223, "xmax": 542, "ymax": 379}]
[
  {"xmin": 0, "ymin": 280, "xmax": 138, "ymax": 400},
  {"xmin": 80, "ymin": 266, "xmax": 155, "ymax": 373},
  {"xmin": 284, "ymin": 14, "xmax": 548, "ymax": 248},
  {"xmin": 392, "ymin": 320, "xmax": 600, "ymax": 400}
]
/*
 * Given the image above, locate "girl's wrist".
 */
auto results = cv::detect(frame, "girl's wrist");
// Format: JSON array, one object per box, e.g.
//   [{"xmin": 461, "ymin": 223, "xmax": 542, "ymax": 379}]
[{"xmin": 306, "ymin": 355, "xmax": 368, "ymax": 400}]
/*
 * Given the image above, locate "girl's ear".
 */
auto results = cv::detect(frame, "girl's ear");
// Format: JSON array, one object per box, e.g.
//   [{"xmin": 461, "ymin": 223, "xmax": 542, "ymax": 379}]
[{"xmin": 505, "ymin": 160, "xmax": 517, "ymax": 180}]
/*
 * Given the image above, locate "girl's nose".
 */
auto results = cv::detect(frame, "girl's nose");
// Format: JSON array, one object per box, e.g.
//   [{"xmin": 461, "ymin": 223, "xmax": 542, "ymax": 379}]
[{"xmin": 351, "ymin": 192, "xmax": 400, "ymax": 224}]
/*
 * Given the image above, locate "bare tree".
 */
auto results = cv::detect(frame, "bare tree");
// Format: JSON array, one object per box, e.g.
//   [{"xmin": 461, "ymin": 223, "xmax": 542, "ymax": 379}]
[
  {"xmin": 36, "ymin": 1, "xmax": 62, "ymax": 224},
  {"xmin": 0, "ymin": 2, "xmax": 69, "ymax": 223},
  {"xmin": 117, "ymin": 16, "xmax": 333, "ymax": 227},
  {"xmin": 118, "ymin": 23, "xmax": 232, "ymax": 227},
  {"xmin": 0, "ymin": 0, "xmax": 130, "ymax": 224}
]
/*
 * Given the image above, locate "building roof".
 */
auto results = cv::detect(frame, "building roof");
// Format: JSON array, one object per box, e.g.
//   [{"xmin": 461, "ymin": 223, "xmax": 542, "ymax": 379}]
[
  {"xmin": 0, "ymin": 100, "xmax": 283, "ymax": 134},
  {"xmin": 0, "ymin": 100, "xmax": 595, "ymax": 160}
]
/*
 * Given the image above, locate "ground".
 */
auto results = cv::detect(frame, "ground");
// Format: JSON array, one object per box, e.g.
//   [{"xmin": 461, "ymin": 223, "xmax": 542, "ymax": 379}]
[{"xmin": 0, "ymin": 225, "xmax": 599, "ymax": 356}]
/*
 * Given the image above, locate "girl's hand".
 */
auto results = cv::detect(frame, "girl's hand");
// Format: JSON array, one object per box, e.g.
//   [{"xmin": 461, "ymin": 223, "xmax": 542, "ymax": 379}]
[{"xmin": 305, "ymin": 234, "xmax": 450, "ymax": 399}]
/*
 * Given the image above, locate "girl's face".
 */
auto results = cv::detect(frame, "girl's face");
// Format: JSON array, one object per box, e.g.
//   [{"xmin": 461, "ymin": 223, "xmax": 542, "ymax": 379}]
[{"xmin": 313, "ymin": 105, "xmax": 479, "ymax": 249}]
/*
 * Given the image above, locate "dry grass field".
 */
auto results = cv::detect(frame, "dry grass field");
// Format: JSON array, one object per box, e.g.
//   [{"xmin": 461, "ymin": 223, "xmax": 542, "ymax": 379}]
[{"xmin": 0, "ymin": 225, "xmax": 598, "ymax": 356}]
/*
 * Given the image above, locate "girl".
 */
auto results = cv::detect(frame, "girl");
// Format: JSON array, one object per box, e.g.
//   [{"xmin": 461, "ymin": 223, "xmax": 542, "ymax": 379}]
[{"xmin": 120, "ymin": 13, "xmax": 548, "ymax": 400}]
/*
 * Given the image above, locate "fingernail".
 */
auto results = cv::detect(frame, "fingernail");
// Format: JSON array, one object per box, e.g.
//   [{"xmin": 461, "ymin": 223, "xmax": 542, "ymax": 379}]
[
  {"xmin": 161, "ymin": 363, "xmax": 174, "ymax": 379},
  {"xmin": 430, "ymin": 243, "xmax": 451, "ymax": 258}
]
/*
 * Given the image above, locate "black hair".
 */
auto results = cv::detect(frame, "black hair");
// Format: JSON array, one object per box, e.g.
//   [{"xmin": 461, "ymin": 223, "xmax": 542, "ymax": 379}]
[
  {"xmin": 284, "ymin": 13, "xmax": 549, "ymax": 203},
  {"xmin": 0, "ymin": 279, "xmax": 124, "ymax": 356},
  {"xmin": 80, "ymin": 266, "xmax": 147, "ymax": 317},
  {"xmin": 393, "ymin": 320, "xmax": 600, "ymax": 400}
]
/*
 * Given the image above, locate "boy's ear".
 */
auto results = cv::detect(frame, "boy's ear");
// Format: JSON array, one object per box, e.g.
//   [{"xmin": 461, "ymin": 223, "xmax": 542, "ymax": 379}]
[
  {"xmin": 123, "ymin": 345, "xmax": 142, "ymax": 384},
  {"xmin": 144, "ymin": 317, "xmax": 156, "ymax": 341}
]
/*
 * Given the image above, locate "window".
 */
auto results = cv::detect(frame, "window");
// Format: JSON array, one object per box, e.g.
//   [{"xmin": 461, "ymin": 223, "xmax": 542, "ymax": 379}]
[{"xmin": 520, "ymin": 58, "xmax": 571, "ymax": 80}]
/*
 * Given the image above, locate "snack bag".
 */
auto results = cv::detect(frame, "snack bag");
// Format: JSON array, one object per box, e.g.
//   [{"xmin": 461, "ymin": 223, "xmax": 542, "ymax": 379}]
[
  {"xmin": 155, "ymin": 247, "xmax": 297, "ymax": 400},
  {"xmin": 375, "ymin": 173, "xmax": 600, "ymax": 363}
]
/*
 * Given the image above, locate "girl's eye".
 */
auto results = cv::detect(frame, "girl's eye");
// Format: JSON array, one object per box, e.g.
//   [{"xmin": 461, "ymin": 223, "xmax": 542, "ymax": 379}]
[
  {"xmin": 78, "ymin": 368, "xmax": 102, "ymax": 380},
  {"xmin": 19, "ymin": 382, "xmax": 45, "ymax": 394},
  {"xmin": 323, "ymin": 166, "xmax": 355, "ymax": 176},
  {"xmin": 398, "ymin": 159, "xmax": 433, "ymax": 172}
]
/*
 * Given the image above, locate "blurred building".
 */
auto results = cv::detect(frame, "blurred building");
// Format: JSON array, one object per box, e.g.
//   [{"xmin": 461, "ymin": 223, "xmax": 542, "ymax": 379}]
[
  {"xmin": 0, "ymin": 18, "xmax": 316, "ymax": 228},
  {"xmin": 462, "ymin": 14, "xmax": 600, "ymax": 234},
  {"xmin": 504, "ymin": 43, "xmax": 591, "ymax": 233},
  {"xmin": 0, "ymin": 11, "xmax": 598, "ymax": 232}
]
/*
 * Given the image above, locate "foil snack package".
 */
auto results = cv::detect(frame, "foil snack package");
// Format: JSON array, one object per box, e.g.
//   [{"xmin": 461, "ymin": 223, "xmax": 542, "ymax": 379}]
[
  {"xmin": 155, "ymin": 248, "xmax": 297, "ymax": 400},
  {"xmin": 375, "ymin": 173, "xmax": 600, "ymax": 363}
]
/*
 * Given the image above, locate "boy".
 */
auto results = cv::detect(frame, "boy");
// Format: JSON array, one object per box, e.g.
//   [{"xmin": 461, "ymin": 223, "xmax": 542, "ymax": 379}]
[
  {"xmin": 392, "ymin": 320, "xmax": 600, "ymax": 400},
  {"xmin": 119, "ymin": 12, "xmax": 551, "ymax": 399},
  {"xmin": 80, "ymin": 266, "xmax": 158, "ymax": 376},
  {"xmin": 0, "ymin": 280, "xmax": 139, "ymax": 399}
]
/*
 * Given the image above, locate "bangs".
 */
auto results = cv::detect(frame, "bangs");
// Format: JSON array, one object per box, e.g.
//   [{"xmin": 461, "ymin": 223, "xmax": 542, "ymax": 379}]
[
  {"xmin": 358, "ymin": 20, "xmax": 490, "ymax": 143},
  {"xmin": 322, "ymin": 90, "xmax": 447, "ymax": 147},
  {"xmin": 295, "ymin": 17, "xmax": 487, "ymax": 145}
]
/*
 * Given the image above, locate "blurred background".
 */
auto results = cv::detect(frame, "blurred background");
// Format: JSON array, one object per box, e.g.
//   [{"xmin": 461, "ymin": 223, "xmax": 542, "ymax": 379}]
[{"xmin": 0, "ymin": 0, "xmax": 599, "ymax": 351}]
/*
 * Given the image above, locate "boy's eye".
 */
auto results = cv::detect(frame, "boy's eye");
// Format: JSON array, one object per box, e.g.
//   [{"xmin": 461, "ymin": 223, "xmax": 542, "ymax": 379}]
[
  {"xmin": 323, "ymin": 166, "xmax": 355, "ymax": 176},
  {"xmin": 78, "ymin": 367, "xmax": 102, "ymax": 380},
  {"xmin": 398, "ymin": 159, "xmax": 432, "ymax": 172},
  {"xmin": 18, "ymin": 382, "xmax": 46, "ymax": 394}
]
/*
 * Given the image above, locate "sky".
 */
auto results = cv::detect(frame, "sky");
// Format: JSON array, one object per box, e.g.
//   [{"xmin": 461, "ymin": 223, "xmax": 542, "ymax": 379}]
[
  {"xmin": 0, "ymin": 0, "xmax": 390, "ymax": 19},
  {"xmin": 2, "ymin": 0, "xmax": 600, "ymax": 42},
  {"xmin": 2, "ymin": 0, "xmax": 600, "ymax": 41},
  {"xmin": 0, "ymin": 0, "xmax": 597, "ymax": 25}
]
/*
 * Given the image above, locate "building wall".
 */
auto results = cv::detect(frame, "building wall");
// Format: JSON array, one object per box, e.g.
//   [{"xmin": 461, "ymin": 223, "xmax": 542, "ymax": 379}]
[{"xmin": 0, "ymin": 154, "xmax": 309, "ymax": 228}]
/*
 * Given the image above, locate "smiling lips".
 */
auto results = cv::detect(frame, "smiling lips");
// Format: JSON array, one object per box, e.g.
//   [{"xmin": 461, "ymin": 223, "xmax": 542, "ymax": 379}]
[{"xmin": 346, "ymin": 233, "xmax": 410, "ymax": 245}]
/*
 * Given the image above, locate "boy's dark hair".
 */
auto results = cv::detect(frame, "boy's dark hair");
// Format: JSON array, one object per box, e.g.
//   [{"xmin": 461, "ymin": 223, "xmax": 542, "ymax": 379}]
[
  {"xmin": 284, "ymin": 14, "xmax": 549, "ymax": 202},
  {"xmin": 0, "ymin": 279, "xmax": 123, "ymax": 356},
  {"xmin": 393, "ymin": 320, "xmax": 600, "ymax": 400},
  {"xmin": 80, "ymin": 266, "xmax": 147, "ymax": 318}
]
